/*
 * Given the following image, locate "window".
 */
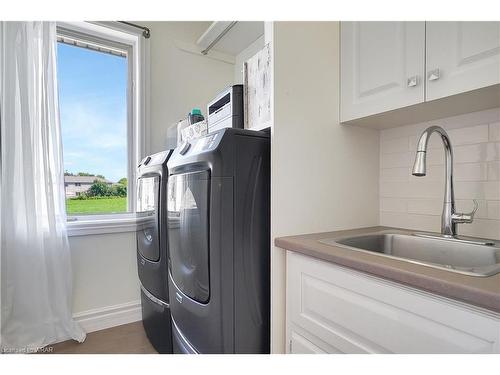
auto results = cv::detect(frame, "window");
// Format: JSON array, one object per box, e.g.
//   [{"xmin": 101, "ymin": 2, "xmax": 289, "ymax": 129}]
[
  {"xmin": 58, "ymin": 30, "xmax": 129, "ymax": 216},
  {"xmin": 56, "ymin": 22, "xmax": 149, "ymax": 234}
]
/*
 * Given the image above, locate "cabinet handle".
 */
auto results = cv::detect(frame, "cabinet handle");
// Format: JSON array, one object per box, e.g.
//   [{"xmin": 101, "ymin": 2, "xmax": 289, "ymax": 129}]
[
  {"xmin": 428, "ymin": 68, "xmax": 440, "ymax": 81},
  {"xmin": 407, "ymin": 75, "xmax": 419, "ymax": 87}
]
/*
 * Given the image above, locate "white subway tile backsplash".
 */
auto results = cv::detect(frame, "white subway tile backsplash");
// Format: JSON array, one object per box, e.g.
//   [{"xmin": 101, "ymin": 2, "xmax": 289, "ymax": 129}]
[
  {"xmin": 457, "ymin": 219, "xmax": 500, "ymax": 240},
  {"xmin": 486, "ymin": 142, "xmax": 500, "ymax": 161},
  {"xmin": 407, "ymin": 199, "xmax": 441, "ymax": 215},
  {"xmin": 380, "ymin": 198, "xmax": 407, "ymax": 213},
  {"xmin": 425, "ymin": 147, "xmax": 446, "ymax": 166},
  {"xmin": 487, "ymin": 201, "xmax": 500, "ymax": 220},
  {"xmin": 381, "ymin": 137, "xmax": 409, "ymax": 154},
  {"xmin": 484, "ymin": 181, "xmax": 500, "ymax": 200},
  {"xmin": 432, "ymin": 108, "xmax": 500, "ymax": 130},
  {"xmin": 380, "ymin": 182, "xmax": 410, "ymax": 198},
  {"xmin": 453, "ymin": 181, "xmax": 500, "ymax": 201},
  {"xmin": 379, "ymin": 198, "xmax": 488, "ymax": 218},
  {"xmin": 454, "ymin": 163, "xmax": 487, "ymax": 182},
  {"xmin": 487, "ymin": 161, "xmax": 500, "ymax": 180},
  {"xmin": 381, "ymin": 121, "xmax": 429, "ymax": 141},
  {"xmin": 407, "ymin": 180, "xmax": 444, "ymax": 199},
  {"xmin": 380, "ymin": 167, "xmax": 409, "ymax": 182},
  {"xmin": 379, "ymin": 212, "xmax": 406, "ymax": 228},
  {"xmin": 404, "ymin": 214, "xmax": 441, "ymax": 233},
  {"xmin": 408, "ymin": 124, "xmax": 488, "ymax": 151},
  {"xmin": 380, "ymin": 212, "xmax": 440, "ymax": 232},
  {"xmin": 454, "ymin": 181, "xmax": 488, "ymax": 200},
  {"xmin": 454, "ymin": 143, "xmax": 490, "ymax": 163},
  {"xmin": 447, "ymin": 124, "xmax": 489, "ymax": 146},
  {"xmin": 380, "ymin": 152, "xmax": 412, "ymax": 169},
  {"xmin": 380, "ymin": 108, "xmax": 500, "ymax": 240},
  {"xmin": 489, "ymin": 122, "xmax": 500, "ymax": 141},
  {"xmin": 380, "ymin": 180, "xmax": 444, "ymax": 199}
]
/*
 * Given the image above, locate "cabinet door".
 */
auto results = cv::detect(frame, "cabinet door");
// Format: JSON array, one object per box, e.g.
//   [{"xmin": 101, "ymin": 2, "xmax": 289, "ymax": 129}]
[
  {"xmin": 426, "ymin": 22, "xmax": 500, "ymax": 101},
  {"xmin": 286, "ymin": 251, "xmax": 500, "ymax": 354},
  {"xmin": 340, "ymin": 22, "xmax": 425, "ymax": 122},
  {"xmin": 288, "ymin": 330, "xmax": 328, "ymax": 354}
]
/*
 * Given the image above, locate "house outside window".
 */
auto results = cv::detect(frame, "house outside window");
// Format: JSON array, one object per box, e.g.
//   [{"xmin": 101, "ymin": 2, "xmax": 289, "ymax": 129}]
[{"xmin": 64, "ymin": 176, "xmax": 113, "ymax": 198}]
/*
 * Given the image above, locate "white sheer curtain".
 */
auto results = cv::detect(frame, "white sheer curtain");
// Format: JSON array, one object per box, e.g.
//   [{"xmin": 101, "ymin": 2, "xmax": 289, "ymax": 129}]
[{"xmin": 0, "ymin": 21, "xmax": 86, "ymax": 352}]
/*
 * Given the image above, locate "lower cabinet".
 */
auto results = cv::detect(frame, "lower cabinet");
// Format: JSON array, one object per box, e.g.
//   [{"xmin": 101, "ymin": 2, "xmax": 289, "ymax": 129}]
[
  {"xmin": 286, "ymin": 251, "xmax": 500, "ymax": 354},
  {"xmin": 289, "ymin": 330, "xmax": 328, "ymax": 354}
]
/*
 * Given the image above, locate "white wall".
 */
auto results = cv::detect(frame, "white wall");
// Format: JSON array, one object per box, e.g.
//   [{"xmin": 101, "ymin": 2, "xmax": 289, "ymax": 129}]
[
  {"xmin": 380, "ymin": 107, "xmax": 500, "ymax": 240},
  {"xmin": 142, "ymin": 21, "xmax": 235, "ymax": 154},
  {"xmin": 270, "ymin": 22, "xmax": 380, "ymax": 353},
  {"xmin": 69, "ymin": 22, "xmax": 235, "ymax": 320},
  {"xmin": 69, "ymin": 232, "xmax": 138, "ymax": 313}
]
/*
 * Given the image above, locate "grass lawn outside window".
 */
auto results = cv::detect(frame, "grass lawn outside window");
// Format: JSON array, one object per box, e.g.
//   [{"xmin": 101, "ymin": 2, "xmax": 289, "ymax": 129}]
[{"xmin": 66, "ymin": 197, "xmax": 127, "ymax": 215}]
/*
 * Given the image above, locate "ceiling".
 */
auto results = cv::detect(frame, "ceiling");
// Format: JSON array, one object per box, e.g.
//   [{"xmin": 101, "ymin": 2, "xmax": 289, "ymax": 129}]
[{"xmin": 199, "ymin": 21, "xmax": 264, "ymax": 56}]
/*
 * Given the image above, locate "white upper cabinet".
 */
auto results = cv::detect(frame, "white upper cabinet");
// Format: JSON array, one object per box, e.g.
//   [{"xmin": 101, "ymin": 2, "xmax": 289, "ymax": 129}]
[
  {"xmin": 340, "ymin": 22, "xmax": 425, "ymax": 122},
  {"xmin": 426, "ymin": 22, "xmax": 500, "ymax": 101},
  {"xmin": 340, "ymin": 21, "xmax": 500, "ymax": 126}
]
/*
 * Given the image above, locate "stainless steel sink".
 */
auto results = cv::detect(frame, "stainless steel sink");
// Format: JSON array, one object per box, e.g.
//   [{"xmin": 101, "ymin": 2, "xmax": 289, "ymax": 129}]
[{"xmin": 319, "ymin": 231, "xmax": 500, "ymax": 277}]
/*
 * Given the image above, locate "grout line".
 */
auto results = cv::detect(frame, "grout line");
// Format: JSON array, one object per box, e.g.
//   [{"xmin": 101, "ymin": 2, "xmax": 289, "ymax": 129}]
[
  {"xmin": 423, "ymin": 21, "xmax": 427, "ymax": 104},
  {"xmin": 380, "ymin": 197, "xmax": 493, "ymax": 202},
  {"xmin": 381, "ymin": 139, "xmax": 499, "ymax": 156},
  {"xmin": 381, "ymin": 161, "xmax": 500, "ymax": 170},
  {"xmin": 380, "ymin": 211, "xmax": 500, "ymax": 222}
]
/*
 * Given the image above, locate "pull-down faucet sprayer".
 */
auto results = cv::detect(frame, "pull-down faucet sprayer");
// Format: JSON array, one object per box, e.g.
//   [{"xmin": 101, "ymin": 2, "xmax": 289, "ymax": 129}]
[{"xmin": 412, "ymin": 126, "xmax": 478, "ymax": 237}]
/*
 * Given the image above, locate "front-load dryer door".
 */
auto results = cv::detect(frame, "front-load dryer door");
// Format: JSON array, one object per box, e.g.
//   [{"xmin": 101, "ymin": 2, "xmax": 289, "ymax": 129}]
[
  {"xmin": 136, "ymin": 175, "xmax": 160, "ymax": 262},
  {"xmin": 167, "ymin": 170, "xmax": 210, "ymax": 304}
]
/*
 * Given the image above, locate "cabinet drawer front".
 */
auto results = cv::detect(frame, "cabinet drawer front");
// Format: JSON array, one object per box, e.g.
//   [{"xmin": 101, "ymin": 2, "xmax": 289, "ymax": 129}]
[{"xmin": 287, "ymin": 252, "xmax": 500, "ymax": 354}]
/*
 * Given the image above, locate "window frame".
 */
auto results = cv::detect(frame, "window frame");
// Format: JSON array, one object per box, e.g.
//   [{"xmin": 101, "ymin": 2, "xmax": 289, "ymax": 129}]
[{"xmin": 57, "ymin": 21, "xmax": 150, "ymax": 236}]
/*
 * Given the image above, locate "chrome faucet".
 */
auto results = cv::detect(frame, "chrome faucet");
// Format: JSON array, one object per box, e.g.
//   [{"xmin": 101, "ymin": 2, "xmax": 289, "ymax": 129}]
[{"xmin": 412, "ymin": 126, "xmax": 478, "ymax": 237}]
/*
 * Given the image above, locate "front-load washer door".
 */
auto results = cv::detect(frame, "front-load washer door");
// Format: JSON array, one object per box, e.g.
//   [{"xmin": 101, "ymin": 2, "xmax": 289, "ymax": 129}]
[
  {"xmin": 167, "ymin": 170, "xmax": 210, "ymax": 304},
  {"xmin": 136, "ymin": 175, "xmax": 160, "ymax": 262}
]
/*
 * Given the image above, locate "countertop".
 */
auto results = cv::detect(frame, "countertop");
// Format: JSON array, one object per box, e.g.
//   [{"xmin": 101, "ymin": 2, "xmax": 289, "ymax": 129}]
[{"xmin": 275, "ymin": 226, "xmax": 500, "ymax": 314}]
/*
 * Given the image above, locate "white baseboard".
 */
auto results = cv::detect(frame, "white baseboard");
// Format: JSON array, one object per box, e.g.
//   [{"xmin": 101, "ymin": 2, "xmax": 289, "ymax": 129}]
[{"xmin": 73, "ymin": 300, "xmax": 142, "ymax": 334}]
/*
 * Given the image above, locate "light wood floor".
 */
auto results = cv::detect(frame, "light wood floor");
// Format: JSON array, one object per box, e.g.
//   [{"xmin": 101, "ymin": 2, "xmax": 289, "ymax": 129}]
[{"xmin": 47, "ymin": 321, "xmax": 157, "ymax": 354}]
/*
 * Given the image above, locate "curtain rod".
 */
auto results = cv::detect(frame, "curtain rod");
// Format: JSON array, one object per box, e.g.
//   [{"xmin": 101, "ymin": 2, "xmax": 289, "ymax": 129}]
[{"xmin": 118, "ymin": 21, "xmax": 150, "ymax": 39}]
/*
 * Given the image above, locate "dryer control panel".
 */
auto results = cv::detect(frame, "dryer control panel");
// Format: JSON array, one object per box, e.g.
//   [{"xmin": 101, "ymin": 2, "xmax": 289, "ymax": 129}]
[{"xmin": 188, "ymin": 132, "xmax": 221, "ymax": 155}]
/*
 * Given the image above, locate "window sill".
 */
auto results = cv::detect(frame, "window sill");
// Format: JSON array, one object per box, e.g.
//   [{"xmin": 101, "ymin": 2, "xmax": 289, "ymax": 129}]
[{"xmin": 66, "ymin": 214, "xmax": 142, "ymax": 237}]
